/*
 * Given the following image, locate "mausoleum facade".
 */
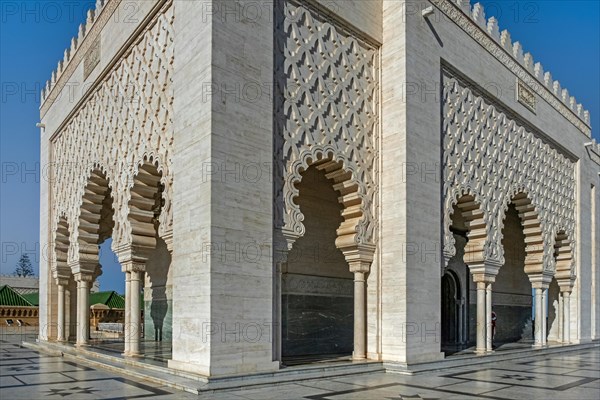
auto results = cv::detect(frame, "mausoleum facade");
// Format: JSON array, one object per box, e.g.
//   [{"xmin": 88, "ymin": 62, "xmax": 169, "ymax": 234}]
[{"xmin": 38, "ymin": 0, "xmax": 599, "ymax": 378}]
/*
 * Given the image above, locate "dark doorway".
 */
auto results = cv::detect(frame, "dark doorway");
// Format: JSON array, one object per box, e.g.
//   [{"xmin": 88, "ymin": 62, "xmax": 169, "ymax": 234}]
[{"xmin": 441, "ymin": 271, "xmax": 460, "ymax": 346}]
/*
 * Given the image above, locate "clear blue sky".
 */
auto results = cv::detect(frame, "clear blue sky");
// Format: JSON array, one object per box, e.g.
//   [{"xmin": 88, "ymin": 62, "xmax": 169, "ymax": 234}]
[{"xmin": 1, "ymin": 1, "xmax": 599, "ymax": 294}]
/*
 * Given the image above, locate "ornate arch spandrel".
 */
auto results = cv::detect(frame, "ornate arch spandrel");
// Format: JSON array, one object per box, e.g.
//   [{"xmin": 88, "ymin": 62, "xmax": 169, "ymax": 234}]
[
  {"xmin": 50, "ymin": 4, "xmax": 174, "ymax": 258},
  {"xmin": 442, "ymin": 72, "xmax": 576, "ymax": 275},
  {"xmin": 274, "ymin": 0, "xmax": 380, "ymax": 250}
]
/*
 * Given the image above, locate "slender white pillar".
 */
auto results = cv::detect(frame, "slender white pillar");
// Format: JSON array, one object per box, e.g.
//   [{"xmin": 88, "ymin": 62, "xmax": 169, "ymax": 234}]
[
  {"xmin": 57, "ymin": 283, "xmax": 66, "ymax": 342},
  {"xmin": 352, "ymin": 271, "xmax": 366, "ymax": 360},
  {"xmin": 486, "ymin": 283, "xmax": 492, "ymax": 351},
  {"xmin": 75, "ymin": 277, "xmax": 90, "ymax": 346},
  {"xmin": 458, "ymin": 298, "xmax": 464, "ymax": 344},
  {"xmin": 123, "ymin": 272, "xmax": 131, "ymax": 355},
  {"xmin": 558, "ymin": 293, "xmax": 563, "ymax": 343},
  {"xmin": 534, "ymin": 288, "xmax": 543, "ymax": 347},
  {"xmin": 476, "ymin": 281, "xmax": 486, "ymax": 354},
  {"xmin": 563, "ymin": 291, "xmax": 570, "ymax": 344},
  {"xmin": 129, "ymin": 270, "xmax": 142, "ymax": 356},
  {"xmin": 541, "ymin": 288, "xmax": 548, "ymax": 346},
  {"xmin": 274, "ymin": 262, "xmax": 283, "ymax": 363}
]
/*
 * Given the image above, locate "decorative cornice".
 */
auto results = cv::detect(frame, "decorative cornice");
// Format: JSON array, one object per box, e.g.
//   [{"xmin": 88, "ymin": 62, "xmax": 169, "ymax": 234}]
[
  {"xmin": 585, "ymin": 140, "xmax": 600, "ymax": 167},
  {"xmin": 431, "ymin": 0, "xmax": 591, "ymax": 136},
  {"xmin": 40, "ymin": 0, "xmax": 122, "ymax": 118}
]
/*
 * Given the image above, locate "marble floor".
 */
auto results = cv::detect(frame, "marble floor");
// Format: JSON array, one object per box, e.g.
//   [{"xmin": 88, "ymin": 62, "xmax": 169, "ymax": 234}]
[{"xmin": 1, "ymin": 333, "xmax": 598, "ymax": 399}]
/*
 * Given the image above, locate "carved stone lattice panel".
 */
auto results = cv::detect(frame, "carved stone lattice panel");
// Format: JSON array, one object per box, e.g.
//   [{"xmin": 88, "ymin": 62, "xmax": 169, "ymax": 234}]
[
  {"xmin": 442, "ymin": 73, "xmax": 576, "ymax": 274},
  {"xmin": 274, "ymin": 0, "xmax": 379, "ymax": 248},
  {"xmin": 51, "ymin": 4, "xmax": 174, "ymax": 267}
]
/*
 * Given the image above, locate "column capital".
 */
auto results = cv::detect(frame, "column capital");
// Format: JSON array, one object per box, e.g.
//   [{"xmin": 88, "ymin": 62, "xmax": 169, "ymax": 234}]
[
  {"xmin": 161, "ymin": 230, "xmax": 173, "ymax": 253},
  {"xmin": 340, "ymin": 243, "xmax": 375, "ymax": 263},
  {"xmin": 113, "ymin": 242, "xmax": 151, "ymax": 264},
  {"xmin": 528, "ymin": 272, "xmax": 553, "ymax": 289},
  {"xmin": 274, "ymin": 228, "xmax": 298, "ymax": 264},
  {"xmin": 55, "ymin": 277, "xmax": 70, "ymax": 286},
  {"xmin": 468, "ymin": 259, "xmax": 501, "ymax": 282},
  {"xmin": 73, "ymin": 272, "xmax": 94, "ymax": 283},
  {"xmin": 557, "ymin": 278, "xmax": 575, "ymax": 293},
  {"xmin": 121, "ymin": 260, "xmax": 146, "ymax": 273},
  {"xmin": 68, "ymin": 259, "xmax": 98, "ymax": 276}
]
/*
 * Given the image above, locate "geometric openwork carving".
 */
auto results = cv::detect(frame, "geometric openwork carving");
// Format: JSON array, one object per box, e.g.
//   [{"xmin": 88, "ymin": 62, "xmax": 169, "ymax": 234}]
[
  {"xmin": 74, "ymin": 168, "xmax": 113, "ymax": 272},
  {"xmin": 442, "ymin": 72, "xmax": 576, "ymax": 275},
  {"xmin": 51, "ymin": 4, "xmax": 174, "ymax": 260},
  {"xmin": 451, "ymin": 194, "xmax": 488, "ymax": 265},
  {"xmin": 274, "ymin": 0, "xmax": 379, "ymax": 249}
]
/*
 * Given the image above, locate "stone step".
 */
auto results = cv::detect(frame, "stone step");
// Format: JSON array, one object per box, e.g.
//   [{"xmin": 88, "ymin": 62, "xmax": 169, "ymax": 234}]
[
  {"xmin": 386, "ymin": 342, "xmax": 600, "ymax": 374},
  {"xmin": 22, "ymin": 340, "xmax": 384, "ymax": 394}
]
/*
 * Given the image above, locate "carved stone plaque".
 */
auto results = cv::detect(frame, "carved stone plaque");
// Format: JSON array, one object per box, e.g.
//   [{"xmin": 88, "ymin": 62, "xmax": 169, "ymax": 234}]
[
  {"xmin": 516, "ymin": 79, "xmax": 536, "ymax": 113},
  {"xmin": 84, "ymin": 36, "xmax": 101, "ymax": 80}
]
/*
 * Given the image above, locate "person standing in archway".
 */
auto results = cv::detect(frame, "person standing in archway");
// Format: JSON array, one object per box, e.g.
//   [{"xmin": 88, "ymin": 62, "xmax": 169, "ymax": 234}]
[{"xmin": 491, "ymin": 311, "xmax": 497, "ymax": 348}]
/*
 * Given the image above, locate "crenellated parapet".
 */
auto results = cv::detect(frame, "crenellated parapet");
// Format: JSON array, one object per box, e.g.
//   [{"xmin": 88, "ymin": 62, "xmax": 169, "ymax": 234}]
[
  {"xmin": 40, "ymin": 0, "xmax": 108, "ymax": 106},
  {"xmin": 434, "ymin": 0, "xmax": 592, "ymax": 135}
]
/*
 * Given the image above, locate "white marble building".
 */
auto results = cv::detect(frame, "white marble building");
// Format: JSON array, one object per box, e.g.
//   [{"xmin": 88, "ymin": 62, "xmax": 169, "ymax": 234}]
[{"xmin": 38, "ymin": 0, "xmax": 599, "ymax": 380}]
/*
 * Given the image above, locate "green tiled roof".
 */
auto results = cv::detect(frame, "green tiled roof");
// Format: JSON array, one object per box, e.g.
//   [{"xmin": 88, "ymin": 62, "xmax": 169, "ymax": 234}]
[
  {"xmin": 90, "ymin": 291, "xmax": 125, "ymax": 309},
  {"xmin": 3, "ymin": 289, "xmax": 128, "ymax": 309},
  {"xmin": 0, "ymin": 285, "xmax": 35, "ymax": 307},
  {"xmin": 22, "ymin": 292, "xmax": 39, "ymax": 306}
]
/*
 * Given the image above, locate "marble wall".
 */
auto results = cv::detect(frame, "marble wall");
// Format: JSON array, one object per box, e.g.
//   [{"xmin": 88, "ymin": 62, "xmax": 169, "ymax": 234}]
[
  {"xmin": 144, "ymin": 297, "xmax": 172, "ymax": 342},
  {"xmin": 282, "ymin": 274, "xmax": 353, "ymax": 357}
]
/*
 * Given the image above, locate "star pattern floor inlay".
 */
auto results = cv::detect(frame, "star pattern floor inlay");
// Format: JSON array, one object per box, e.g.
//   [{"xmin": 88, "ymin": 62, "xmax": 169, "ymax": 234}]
[{"xmin": 1, "ymin": 333, "xmax": 598, "ymax": 399}]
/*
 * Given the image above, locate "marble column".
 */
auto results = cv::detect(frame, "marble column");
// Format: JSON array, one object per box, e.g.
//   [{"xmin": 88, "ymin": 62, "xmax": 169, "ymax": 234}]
[
  {"xmin": 458, "ymin": 297, "xmax": 464, "ymax": 344},
  {"xmin": 273, "ymin": 262, "xmax": 284, "ymax": 363},
  {"xmin": 129, "ymin": 270, "xmax": 143, "ymax": 356},
  {"xmin": 56, "ymin": 281, "xmax": 67, "ymax": 342},
  {"xmin": 74, "ymin": 273, "xmax": 92, "ymax": 347},
  {"xmin": 563, "ymin": 291, "xmax": 571, "ymax": 344},
  {"xmin": 352, "ymin": 270, "xmax": 367, "ymax": 360},
  {"xmin": 534, "ymin": 287, "xmax": 543, "ymax": 347},
  {"xmin": 558, "ymin": 292, "xmax": 563, "ymax": 343},
  {"xmin": 486, "ymin": 283, "xmax": 493, "ymax": 351},
  {"xmin": 343, "ymin": 245, "xmax": 374, "ymax": 361},
  {"xmin": 542, "ymin": 288, "xmax": 548, "ymax": 346},
  {"xmin": 123, "ymin": 272, "xmax": 131, "ymax": 355},
  {"xmin": 476, "ymin": 281, "xmax": 486, "ymax": 354}
]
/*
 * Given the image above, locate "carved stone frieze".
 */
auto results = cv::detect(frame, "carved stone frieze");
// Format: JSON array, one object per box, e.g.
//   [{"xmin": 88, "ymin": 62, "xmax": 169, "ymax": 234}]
[
  {"xmin": 274, "ymin": 0, "xmax": 379, "ymax": 248},
  {"xmin": 51, "ymin": 4, "xmax": 174, "ymax": 259},
  {"xmin": 442, "ymin": 73, "xmax": 576, "ymax": 274}
]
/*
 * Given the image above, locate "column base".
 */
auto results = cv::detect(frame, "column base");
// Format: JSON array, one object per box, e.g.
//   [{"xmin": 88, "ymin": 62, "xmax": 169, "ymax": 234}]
[
  {"xmin": 352, "ymin": 352, "xmax": 366, "ymax": 361},
  {"xmin": 75, "ymin": 342, "xmax": 89, "ymax": 348},
  {"xmin": 475, "ymin": 348, "xmax": 487, "ymax": 355},
  {"xmin": 126, "ymin": 352, "xmax": 143, "ymax": 358}
]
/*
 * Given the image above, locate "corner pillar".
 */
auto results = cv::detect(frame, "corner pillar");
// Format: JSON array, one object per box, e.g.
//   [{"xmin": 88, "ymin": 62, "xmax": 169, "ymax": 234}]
[
  {"xmin": 123, "ymin": 271, "xmax": 132, "ymax": 355},
  {"xmin": 486, "ymin": 282, "xmax": 493, "ymax": 351},
  {"xmin": 557, "ymin": 278, "xmax": 574, "ymax": 344},
  {"xmin": 341, "ymin": 243, "xmax": 375, "ymax": 361},
  {"xmin": 562, "ymin": 291, "xmax": 571, "ymax": 344},
  {"xmin": 55, "ymin": 278, "xmax": 69, "ymax": 342},
  {"xmin": 468, "ymin": 260, "xmax": 500, "ymax": 355},
  {"xmin": 529, "ymin": 273, "xmax": 552, "ymax": 348},
  {"xmin": 73, "ymin": 272, "xmax": 93, "ymax": 347},
  {"xmin": 273, "ymin": 230, "xmax": 297, "ymax": 365},
  {"xmin": 121, "ymin": 260, "xmax": 146, "ymax": 357}
]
